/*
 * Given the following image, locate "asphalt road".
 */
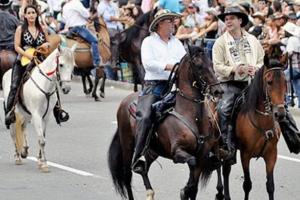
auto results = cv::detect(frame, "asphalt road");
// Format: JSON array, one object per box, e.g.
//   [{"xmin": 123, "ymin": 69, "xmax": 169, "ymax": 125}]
[{"xmin": 0, "ymin": 81, "xmax": 300, "ymax": 200}]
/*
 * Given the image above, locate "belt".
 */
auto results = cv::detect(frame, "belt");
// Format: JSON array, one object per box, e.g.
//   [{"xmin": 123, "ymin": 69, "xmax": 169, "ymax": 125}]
[
  {"xmin": 144, "ymin": 80, "xmax": 168, "ymax": 86},
  {"xmin": 69, "ymin": 25, "xmax": 86, "ymax": 30}
]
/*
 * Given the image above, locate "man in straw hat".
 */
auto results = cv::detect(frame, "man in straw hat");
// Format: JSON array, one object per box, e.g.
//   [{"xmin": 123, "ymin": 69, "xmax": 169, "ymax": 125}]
[
  {"xmin": 0, "ymin": 0, "xmax": 19, "ymax": 52},
  {"xmin": 212, "ymin": 5, "xmax": 265, "ymax": 163},
  {"xmin": 131, "ymin": 9, "xmax": 186, "ymax": 174}
]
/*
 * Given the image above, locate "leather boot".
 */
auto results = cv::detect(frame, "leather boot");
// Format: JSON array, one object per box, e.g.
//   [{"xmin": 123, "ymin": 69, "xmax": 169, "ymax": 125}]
[
  {"xmin": 5, "ymin": 61, "xmax": 25, "ymax": 128},
  {"xmin": 280, "ymin": 111, "xmax": 300, "ymax": 154},
  {"xmin": 225, "ymin": 124, "xmax": 237, "ymax": 165},
  {"xmin": 53, "ymin": 102, "xmax": 69, "ymax": 125}
]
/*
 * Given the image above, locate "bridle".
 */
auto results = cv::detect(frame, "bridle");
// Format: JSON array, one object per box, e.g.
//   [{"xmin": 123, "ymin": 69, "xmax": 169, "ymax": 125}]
[
  {"xmin": 255, "ymin": 67, "xmax": 285, "ymax": 116},
  {"xmin": 176, "ymin": 51, "xmax": 221, "ymax": 104}
]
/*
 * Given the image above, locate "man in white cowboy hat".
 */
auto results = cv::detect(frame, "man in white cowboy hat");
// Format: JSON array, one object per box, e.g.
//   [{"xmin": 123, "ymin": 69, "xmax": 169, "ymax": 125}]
[
  {"xmin": 131, "ymin": 9, "xmax": 186, "ymax": 174},
  {"xmin": 0, "ymin": 0, "xmax": 19, "ymax": 51},
  {"xmin": 212, "ymin": 5, "xmax": 265, "ymax": 163}
]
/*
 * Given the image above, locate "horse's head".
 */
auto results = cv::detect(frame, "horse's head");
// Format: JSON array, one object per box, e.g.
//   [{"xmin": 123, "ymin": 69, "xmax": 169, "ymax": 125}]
[
  {"xmin": 263, "ymin": 54, "xmax": 287, "ymax": 121},
  {"xmin": 56, "ymin": 44, "xmax": 77, "ymax": 94},
  {"xmin": 187, "ymin": 45, "xmax": 223, "ymax": 99}
]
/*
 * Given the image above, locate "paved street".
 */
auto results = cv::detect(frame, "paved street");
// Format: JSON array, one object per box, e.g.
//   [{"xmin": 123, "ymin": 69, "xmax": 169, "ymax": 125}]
[{"xmin": 0, "ymin": 81, "xmax": 300, "ymax": 200}]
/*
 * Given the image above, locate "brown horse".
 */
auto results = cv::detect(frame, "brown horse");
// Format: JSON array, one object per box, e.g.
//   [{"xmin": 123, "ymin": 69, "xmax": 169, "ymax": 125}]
[
  {"xmin": 48, "ymin": 18, "xmax": 110, "ymax": 100},
  {"xmin": 0, "ymin": 49, "xmax": 16, "ymax": 89},
  {"xmin": 108, "ymin": 46, "xmax": 224, "ymax": 200},
  {"xmin": 215, "ymin": 52, "xmax": 287, "ymax": 200},
  {"xmin": 112, "ymin": 8, "xmax": 157, "ymax": 91}
]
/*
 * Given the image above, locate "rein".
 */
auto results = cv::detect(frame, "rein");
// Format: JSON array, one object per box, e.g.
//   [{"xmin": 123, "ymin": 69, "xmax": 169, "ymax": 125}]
[{"xmin": 26, "ymin": 54, "xmax": 62, "ymax": 118}]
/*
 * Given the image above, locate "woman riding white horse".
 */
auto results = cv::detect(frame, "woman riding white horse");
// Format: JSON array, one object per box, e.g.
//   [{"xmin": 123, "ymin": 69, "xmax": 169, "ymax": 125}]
[{"xmin": 2, "ymin": 43, "xmax": 76, "ymax": 172}]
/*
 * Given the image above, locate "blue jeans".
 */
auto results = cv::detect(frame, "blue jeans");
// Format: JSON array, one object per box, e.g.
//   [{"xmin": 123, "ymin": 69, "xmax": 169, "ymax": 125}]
[
  {"xmin": 70, "ymin": 26, "xmax": 101, "ymax": 66},
  {"xmin": 285, "ymin": 68, "xmax": 300, "ymax": 108}
]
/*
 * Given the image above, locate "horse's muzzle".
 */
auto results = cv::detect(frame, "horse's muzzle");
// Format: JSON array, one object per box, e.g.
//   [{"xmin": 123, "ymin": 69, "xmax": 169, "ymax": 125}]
[{"xmin": 273, "ymin": 104, "xmax": 286, "ymax": 122}]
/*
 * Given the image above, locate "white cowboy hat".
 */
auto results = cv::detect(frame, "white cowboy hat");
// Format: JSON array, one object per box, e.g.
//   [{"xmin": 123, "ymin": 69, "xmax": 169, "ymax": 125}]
[
  {"xmin": 0, "ymin": 0, "xmax": 12, "ymax": 8},
  {"xmin": 283, "ymin": 22, "xmax": 300, "ymax": 37},
  {"xmin": 218, "ymin": 5, "xmax": 249, "ymax": 27},
  {"xmin": 149, "ymin": 9, "xmax": 181, "ymax": 32}
]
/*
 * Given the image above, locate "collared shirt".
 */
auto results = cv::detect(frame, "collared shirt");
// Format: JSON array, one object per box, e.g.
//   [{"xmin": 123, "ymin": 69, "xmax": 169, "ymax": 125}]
[
  {"xmin": 0, "ymin": 10, "xmax": 19, "ymax": 47},
  {"xmin": 47, "ymin": 0, "xmax": 63, "ymax": 12},
  {"xmin": 141, "ymin": 33, "xmax": 186, "ymax": 81},
  {"xmin": 63, "ymin": 0, "xmax": 89, "ymax": 28},
  {"xmin": 97, "ymin": 0, "xmax": 119, "ymax": 30}
]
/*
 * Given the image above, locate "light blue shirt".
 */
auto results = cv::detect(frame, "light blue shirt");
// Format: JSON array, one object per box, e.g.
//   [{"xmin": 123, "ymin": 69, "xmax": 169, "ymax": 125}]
[
  {"xmin": 97, "ymin": 0, "xmax": 119, "ymax": 30},
  {"xmin": 159, "ymin": 0, "xmax": 180, "ymax": 13}
]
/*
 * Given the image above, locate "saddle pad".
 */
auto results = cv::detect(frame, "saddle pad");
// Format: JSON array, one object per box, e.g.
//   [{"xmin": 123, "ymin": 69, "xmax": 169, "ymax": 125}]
[{"xmin": 21, "ymin": 48, "xmax": 36, "ymax": 66}]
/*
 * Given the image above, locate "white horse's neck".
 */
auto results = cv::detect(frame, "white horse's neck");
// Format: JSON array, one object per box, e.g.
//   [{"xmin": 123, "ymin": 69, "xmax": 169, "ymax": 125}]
[{"xmin": 38, "ymin": 48, "xmax": 59, "ymax": 78}]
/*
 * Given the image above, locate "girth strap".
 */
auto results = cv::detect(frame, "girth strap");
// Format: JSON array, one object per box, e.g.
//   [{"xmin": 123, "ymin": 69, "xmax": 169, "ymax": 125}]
[
  {"xmin": 169, "ymin": 110, "xmax": 212, "ymax": 155},
  {"xmin": 28, "ymin": 73, "xmax": 57, "ymax": 118}
]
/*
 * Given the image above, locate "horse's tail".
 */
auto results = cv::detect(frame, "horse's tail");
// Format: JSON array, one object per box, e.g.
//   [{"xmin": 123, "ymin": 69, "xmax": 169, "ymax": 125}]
[
  {"xmin": 15, "ymin": 113, "xmax": 24, "ymax": 153},
  {"xmin": 108, "ymin": 128, "xmax": 132, "ymax": 199}
]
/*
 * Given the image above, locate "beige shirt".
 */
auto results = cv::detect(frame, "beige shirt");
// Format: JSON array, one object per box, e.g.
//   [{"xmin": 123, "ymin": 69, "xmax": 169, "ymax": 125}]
[{"xmin": 212, "ymin": 30, "xmax": 264, "ymax": 82}]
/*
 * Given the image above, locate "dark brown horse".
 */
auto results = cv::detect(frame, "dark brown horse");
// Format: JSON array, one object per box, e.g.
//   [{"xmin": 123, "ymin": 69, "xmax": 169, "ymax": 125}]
[
  {"xmin": 112, "ymin": 8, "xmax": 157, "ymax": 92},
  {"xmin": 0, "ymin": 49, "xmax": 16, "ymax": 89},
  {"xmin": 108, "ymin": 46, "xmax": 223, "ymax": 200},
  {"xmin": 215, "ymin": 50, "xmax": 287, "ymax": 200}
]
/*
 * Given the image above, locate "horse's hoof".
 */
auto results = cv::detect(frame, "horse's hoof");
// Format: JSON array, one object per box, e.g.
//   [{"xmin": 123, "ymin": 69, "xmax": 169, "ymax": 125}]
[
  {"xmin": 100, "ymin": 92, "xmax": 105, "ymax": 98},
  {"xmin": 215, "ymin": 193, "xmax": 224, "ymax": 200},
  {"xmin": 40, "ymin": 165, "xmax": 50, "ymax": 173},
  {"xmin": 146, "ymin": 189, "xmax": 154, "ymax": 200},
  {"xmin": 180, "ymin": 189, "xmax": 188, "ymax": 200},
  {"xmin": 15, "ymin": 159, "xmax": 23, "ymax": 165}
]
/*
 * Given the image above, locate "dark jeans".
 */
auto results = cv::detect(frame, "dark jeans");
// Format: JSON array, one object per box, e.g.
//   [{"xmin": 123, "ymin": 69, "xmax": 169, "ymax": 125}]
[
  {"xmin": 217, "ymin": 82, "xmax": 247, "ymax": 142},
  {"xmin": 70, "ymin": 26, "xmax": 101, "ymax": 66}
]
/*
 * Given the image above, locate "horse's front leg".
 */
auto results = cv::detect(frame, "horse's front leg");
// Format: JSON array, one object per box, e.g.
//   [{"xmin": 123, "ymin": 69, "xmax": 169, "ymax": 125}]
[
  {"xmin": 223, "ymin": 161, "xmax": 232, "ymax": 200},
  {"xmin": 87, "ymin": 74, "xmax": 93, "ymax": 94},
  {"xmin": 216, "ymin": 167, "xmax": 224, "ymax": 200},
  {"xmin": 81, "ymin": 75, "xmax": 88, "ymax": 95},
  {"xmin": 240, "ymin": 152, "xmax": 252, "ymax": 200},
  {"xmin": 92, "ymin": 70, "xmax": 100, "ymax": 101},
  {"xmin": 98, "ymin": 67, "xmax": 106, "ymax": 98},
  {"xmin": 264, "ymin": 148, "xmax": 277, "ymax": 200},
  {"xmin": 32, "ymin": 115, "xmax": 49, "ymax": 173},
  {"xmin": 180, "ymin": 165, "xmax": 201, "ymax": 200}
]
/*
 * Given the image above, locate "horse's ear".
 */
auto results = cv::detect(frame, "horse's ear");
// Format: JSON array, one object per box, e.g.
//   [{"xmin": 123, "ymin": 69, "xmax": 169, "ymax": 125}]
[
  {"xmin": 200, "ymin": 38, "xmax": 205, "ymax": 49},
  {"xmin": 187, "ymin": 44, "xmax": 192, "ymax": 58},
  {"xmin": 58, "ymin": 44, "xmax": 61, "ymax": 53},
  {"xmin": 71, "ymin": 43, "xmax": 77, "ymax": 52}
]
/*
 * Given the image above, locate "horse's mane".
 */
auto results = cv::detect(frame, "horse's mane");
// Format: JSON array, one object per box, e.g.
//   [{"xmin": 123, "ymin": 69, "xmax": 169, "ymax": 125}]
[
  {"xmin": 240, "ymin": 67, "xmax": 265, "ymax": 114},
  {"xmin": 123, "ymin": 10, "xmax": 152, "ymax": 46}
]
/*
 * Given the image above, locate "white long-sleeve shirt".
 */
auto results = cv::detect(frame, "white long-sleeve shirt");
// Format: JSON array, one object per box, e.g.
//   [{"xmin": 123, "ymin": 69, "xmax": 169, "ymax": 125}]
[
  {"xmin": 141, "ymin": 33, "xmax": 186, "ymax": 80},
  {"xmin": 63, "ymin": 0, "xmax": 89, "ymax": 28},
  {"xmin": 47, "ymin": 0, "xmax": 62, "ymax": 12}
]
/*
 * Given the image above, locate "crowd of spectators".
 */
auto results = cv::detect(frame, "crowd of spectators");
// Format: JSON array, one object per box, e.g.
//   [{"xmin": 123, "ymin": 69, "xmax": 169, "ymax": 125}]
[{"xmin": 5, "ymin": 0, "xmax": 300, "ymax": 106}]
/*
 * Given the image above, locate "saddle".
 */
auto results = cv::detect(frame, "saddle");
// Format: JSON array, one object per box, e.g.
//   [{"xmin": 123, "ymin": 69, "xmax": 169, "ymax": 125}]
[{"xmin": 128, "ymin": 91, "xmax": 176, "ymax": 121}]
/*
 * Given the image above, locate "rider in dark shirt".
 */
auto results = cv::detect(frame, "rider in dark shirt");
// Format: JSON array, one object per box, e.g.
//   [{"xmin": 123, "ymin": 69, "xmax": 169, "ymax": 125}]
[{"xmin": 0, "ymin": 0, "xmax": 19, "ymax": 51}]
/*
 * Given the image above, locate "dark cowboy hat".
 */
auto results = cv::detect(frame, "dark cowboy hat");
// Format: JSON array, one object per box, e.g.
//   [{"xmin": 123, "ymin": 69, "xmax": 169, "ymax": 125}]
[
  {"xmin": 218, "ymin": 5, "xmax": 249, "ymax": 27},
  {"xmin": 0, "ymin": 0, "xmax": 12, "ymax": 8},
  {"xmin": 149, "ymin": 9, "xmax": 182, "ymax": 32}
]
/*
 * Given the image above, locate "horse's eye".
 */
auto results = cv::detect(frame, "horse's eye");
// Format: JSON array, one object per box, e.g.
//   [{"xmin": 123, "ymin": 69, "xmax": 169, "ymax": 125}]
[{"xmin": 59, "ymin": 64, "xmax": 64, "ymax": 68}]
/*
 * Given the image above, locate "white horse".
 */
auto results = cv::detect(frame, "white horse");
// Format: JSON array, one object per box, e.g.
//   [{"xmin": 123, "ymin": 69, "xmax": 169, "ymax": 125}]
[{"xmin": 2, "ymin": 44, "xmax": 76, "ymax": 172}]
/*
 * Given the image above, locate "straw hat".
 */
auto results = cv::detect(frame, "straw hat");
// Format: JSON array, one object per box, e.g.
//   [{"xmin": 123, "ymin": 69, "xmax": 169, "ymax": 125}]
[
  {"xmin": 218, "ymin": 5, "xmax": 249, "ymax": 27},
  {"xmin": 283, "ymin": 22, "xmax": 300, "ymax": 37},
  {"xmin": 0, "ymin": 0, "xmax": 12, "ymax": 8},
  {"xmin": 149, "ymin": 9, "xmax": 181, "ymax": 32},
  {"xmin": 252, "ymin": 12, "xmax": 266, "ymax": 23}
]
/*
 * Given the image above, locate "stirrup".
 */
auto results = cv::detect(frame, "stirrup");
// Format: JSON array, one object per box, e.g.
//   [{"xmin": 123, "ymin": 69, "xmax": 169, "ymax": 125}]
[
  {"xmin": 132, "ymin": 156, "xmax": 146, "ymax": 174},
  {"xmin": 58, "ymin": 109, "xmax": 69, "ymax": 122}
]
